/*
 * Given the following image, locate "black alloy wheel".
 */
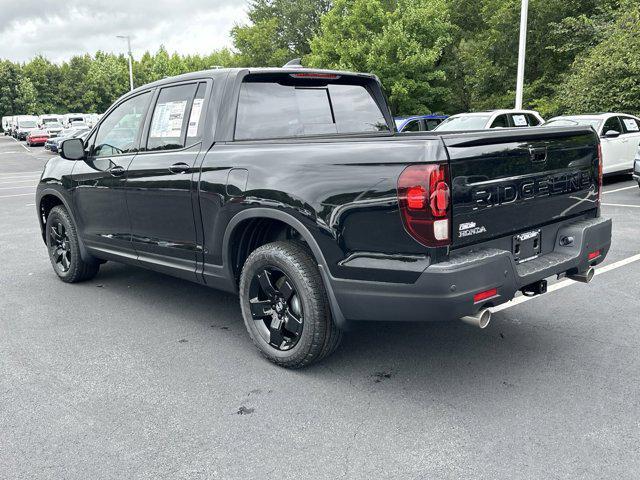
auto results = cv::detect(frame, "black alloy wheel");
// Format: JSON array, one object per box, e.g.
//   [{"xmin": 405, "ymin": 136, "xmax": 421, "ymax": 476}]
[
  {"xmin": 248, "ymin": 266, "xmax": 304, "ymax": 351},
  {"xmin": 45, "ymin": 205, "xmax": 100, "ymax": 283},
  {"xmin": 48, "ymin": 221, "xmax": 72, "ymax": 273},
  {"xmin": 239, "ymin": 241, "xmax": 343, "ymax": 368}
]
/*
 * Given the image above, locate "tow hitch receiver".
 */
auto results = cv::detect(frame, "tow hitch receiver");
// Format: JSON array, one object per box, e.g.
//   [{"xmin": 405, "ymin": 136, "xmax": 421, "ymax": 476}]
[{"xmin": 521, "ymin": 280, "xmax": 547, "ymax": 297}]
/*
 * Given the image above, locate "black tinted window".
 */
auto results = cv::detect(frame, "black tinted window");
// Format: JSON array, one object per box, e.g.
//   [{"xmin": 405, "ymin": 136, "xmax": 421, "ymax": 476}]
[
  {"xmin": 602, "ymin": 117, "xmax": 622, "ymax": 134},
  {"xmin": 235, "ymin": 81, "xmax": 388, "ymax": 140},
  {"xmin": 425, "ymin": 119, "xmax": 442, "ymax": 131},
  {"xmin": 93, "ymin": 92, "xmax": 150, "ymax": 157},
  {"xmin": 403, "ymin": 120, "xmax": 421, "ymax": 132},
  {"xmin": 147, "ymin": 83, "xmax": 198, "ymax": 151},
  {"xmin": 490, "ymin": 115, "xmax": 509, "ymax": 128},
  {"xmin": 526, "ymin": 114, "xmax": 541, "ymax": 126}
]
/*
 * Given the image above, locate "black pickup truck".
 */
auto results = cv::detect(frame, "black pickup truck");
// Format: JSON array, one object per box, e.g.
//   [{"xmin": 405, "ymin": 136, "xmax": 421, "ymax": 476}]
[{"xmin": 37, "ymin": 67, "xmax": 612, "ymax": 367}]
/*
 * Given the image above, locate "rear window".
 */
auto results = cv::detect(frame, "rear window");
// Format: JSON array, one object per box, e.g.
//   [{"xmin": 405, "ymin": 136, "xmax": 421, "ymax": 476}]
[{"xmin": 234, "ymin": 79, "xmax": 388, "ymax": 140}]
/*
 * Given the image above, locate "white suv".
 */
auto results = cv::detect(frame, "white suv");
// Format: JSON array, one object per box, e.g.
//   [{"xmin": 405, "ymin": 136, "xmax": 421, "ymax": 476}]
[{"xmin": 546, "ymin": 113, "xmax": 640, "ymax": 175}]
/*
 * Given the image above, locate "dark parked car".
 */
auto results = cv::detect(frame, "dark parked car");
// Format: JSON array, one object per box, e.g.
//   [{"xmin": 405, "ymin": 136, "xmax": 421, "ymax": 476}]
[
  {"xmin": 44, "ymin": 127, "xmax": 89, "ymax": 153},
  {"xmin": 395, "ymin": 114, "xmax": 448, "ymax": 132},
  {"xmin": 36, "ymin": 67, "xmax": 612, "ymax": 367}
]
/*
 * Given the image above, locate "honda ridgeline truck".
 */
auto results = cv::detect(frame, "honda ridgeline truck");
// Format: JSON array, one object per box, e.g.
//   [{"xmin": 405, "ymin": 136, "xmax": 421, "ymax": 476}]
[{"xmin": 36, "ymin": 67, "xmax": 612, "ymax": 367}]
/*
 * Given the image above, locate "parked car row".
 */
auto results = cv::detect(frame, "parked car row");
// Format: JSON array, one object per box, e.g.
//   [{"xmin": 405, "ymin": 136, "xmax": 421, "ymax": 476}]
[
  {"xmin": 395, "ymin": 109, "xmax": 640, "ymax": 177},
  {"xmin": 2, "ymin": 113, "xmax": 101, "ymax": 138},
  {"xmin": 1, "ymin": 113, "xmax": 98, "ymax": 151}
]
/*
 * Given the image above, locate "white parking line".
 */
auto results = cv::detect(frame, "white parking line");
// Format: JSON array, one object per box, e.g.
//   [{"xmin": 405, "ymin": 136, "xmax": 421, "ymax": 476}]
[
  {"xmin": 492, "ymin": 253, "xmax": 640, "ymax": 313},
  {"xmin": 0, "ymin": 185, "xmax": 36, "ymax": 190},
  {"xmin": 602, "ymin": 185, "xmax": 637, "ymax": 194},
  {"xmin": 0, "ymin": 170, "xmax": 43, "ymax": 175},
  {"xmin": 0, "ymin": 193, "xmax": 35, "ymax": 199},
  {"xmin": 602, "ymin": 203, "xmax": 640, "ymax": 209},
  {"xmin": 0, "ymin": 175, "xmax": 41, "ymax": 181},
  {"xmin": 0, "ymin": 179, "xmax": 38, "ymax": 184}
]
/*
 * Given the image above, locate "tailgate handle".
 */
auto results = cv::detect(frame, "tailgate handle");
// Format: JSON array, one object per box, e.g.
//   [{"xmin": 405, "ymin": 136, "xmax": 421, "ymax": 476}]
[{"xmin": 529, "ymin": 146, "xmax": 547, "ymax": 163}]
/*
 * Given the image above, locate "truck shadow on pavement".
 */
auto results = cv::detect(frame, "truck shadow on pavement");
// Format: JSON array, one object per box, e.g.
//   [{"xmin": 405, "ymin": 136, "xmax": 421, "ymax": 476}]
[{"xmin": 89, "ymin": 261, "xmax": 552, "ymax": 394}]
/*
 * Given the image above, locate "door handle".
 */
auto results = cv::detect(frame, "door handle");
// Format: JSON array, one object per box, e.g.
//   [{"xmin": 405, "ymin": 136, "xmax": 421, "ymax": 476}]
[
  {"xmin": 108, "ymin": 165, "xmax": 125, "ymax": 177},
  {"xmin": 170, "ymin": 162, "xmax": 190, "ymax": 174}
]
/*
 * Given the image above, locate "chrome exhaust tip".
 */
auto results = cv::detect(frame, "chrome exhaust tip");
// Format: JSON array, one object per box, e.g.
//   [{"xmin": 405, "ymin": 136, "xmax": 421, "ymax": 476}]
[
  {"xmin": 461, "ymin": 308, "xmax": 492, "ymax": 329},
  {"xmin": 567, "ymin": 266, "xmax": 595, "ymax": 284}
]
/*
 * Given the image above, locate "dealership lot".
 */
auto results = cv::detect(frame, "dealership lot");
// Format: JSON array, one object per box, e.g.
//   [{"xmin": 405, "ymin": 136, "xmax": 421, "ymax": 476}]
[{"xmin": 1, "ymin": 135, "xmax": 639, "ymax": 479}]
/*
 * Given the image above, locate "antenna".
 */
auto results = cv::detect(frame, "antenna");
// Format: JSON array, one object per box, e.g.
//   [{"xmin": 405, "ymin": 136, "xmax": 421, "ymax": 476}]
[{"xmin": 283, "ymin": 58, "xmax": 303, "ymax": 68}]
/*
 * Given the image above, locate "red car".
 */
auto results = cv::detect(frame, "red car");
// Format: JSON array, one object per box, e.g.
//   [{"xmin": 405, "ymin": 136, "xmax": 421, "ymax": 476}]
[{"xmin": 26, "ymin": 129, "xmax": 50, "ymax": 146}]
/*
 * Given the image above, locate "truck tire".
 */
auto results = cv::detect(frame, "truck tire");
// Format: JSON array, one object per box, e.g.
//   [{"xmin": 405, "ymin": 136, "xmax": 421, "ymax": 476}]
[
  {"xmin": 45, "ymin": 205, "xmax": 100, "ymax": 283},
  {"xmin": 239, "ymin": 241, "xmax": 342, "ymax": 368}
]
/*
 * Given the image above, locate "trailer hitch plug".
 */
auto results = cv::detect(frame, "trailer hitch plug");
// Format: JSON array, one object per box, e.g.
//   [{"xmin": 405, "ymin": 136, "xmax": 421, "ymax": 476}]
[{"xmin": 521, "ymin": 280, "xmax": 547, "ymax": 297}]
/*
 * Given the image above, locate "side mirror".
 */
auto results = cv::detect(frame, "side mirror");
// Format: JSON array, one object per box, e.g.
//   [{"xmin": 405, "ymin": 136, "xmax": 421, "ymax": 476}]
[
  {"xmin": 60, "ymin": 138, "xmax": 85, "ymax": 160},
  {"xmin": 603, "ymin": 130, "xmax": 620, "ymax": 139}
]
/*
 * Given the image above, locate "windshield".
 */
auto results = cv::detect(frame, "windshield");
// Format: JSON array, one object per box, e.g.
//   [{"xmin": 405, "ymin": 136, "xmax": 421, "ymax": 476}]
[
  {"xmin": 42, "ymin": 118, "xmax": 58, "ymax": 124},
  {"xmin": 545, "ymin": 118, "xmax": 602, "ymax": 130},
  {"xmin": 47, "ymin": 122, "xmax": 62, "ymax": 128},
  {"xmin": 435, "ymin": 115, "xmax": 491, "ymax": 131},
  {"xmin": 20, "ymin": 121, "xmax": 37, "ymax": 128}
]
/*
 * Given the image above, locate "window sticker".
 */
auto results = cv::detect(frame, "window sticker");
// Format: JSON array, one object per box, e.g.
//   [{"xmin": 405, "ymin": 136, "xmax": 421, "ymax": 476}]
[
  {"xmin": 512, "ymin": 114, "xmax": 528, "ymax": 127},
  {"xmin": 150, "ymin": 100, "xmax": 187, "ymax": 138},
  {"xmin": 187, "ymin": 98, "xmax": 203, "ymax": 137},
  {"xmin": 623, "ymin": 118, "xmax": 639, "ymax": 132}
]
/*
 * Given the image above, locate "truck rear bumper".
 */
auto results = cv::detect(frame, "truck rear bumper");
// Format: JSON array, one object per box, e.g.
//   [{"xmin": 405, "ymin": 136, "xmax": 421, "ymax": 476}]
[{"xmin": 329, "ymin": 217, "xmax": 612, "ymax": 325}]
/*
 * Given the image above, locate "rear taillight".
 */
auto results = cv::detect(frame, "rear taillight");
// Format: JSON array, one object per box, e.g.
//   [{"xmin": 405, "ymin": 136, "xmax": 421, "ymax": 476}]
[
  {"xmin": 397, "ymin": 164, "xmax": 451, "ymax": 247},
  {"xmin": 597, "ymin": 142, "xmax": 603, "ymax": 206}
]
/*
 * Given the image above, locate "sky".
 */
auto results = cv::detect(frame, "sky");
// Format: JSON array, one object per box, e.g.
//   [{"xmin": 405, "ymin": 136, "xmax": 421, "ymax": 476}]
[{"xmin": 0, "ymin": 0, "xmax": 249, "ymax": 63}]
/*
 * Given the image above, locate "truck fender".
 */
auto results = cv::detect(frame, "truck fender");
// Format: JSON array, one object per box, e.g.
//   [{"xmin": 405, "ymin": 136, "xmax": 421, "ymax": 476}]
[
  {"xmin": 37, "ymin": 188, "xmax": 93, "ymax": 263},
  {"xmin": 223, "ymin": 208, "xmax": 349, "ymax": 330}
]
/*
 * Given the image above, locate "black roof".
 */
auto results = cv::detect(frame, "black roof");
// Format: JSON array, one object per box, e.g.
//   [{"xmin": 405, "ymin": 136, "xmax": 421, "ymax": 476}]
[{"xmin": 134, "ymin": 67, "xmax": 377, "ymax": 93}]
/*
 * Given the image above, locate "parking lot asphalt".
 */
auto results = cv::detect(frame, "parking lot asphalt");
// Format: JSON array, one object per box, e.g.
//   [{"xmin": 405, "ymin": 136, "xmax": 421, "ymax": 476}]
[{"xmin": 1, "ymin": 134, "xmax": 639, "ymax": 479}]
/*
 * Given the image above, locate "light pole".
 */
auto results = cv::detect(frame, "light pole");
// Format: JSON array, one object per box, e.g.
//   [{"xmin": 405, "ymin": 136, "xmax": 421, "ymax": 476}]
[
  {"xmin": 117, "ymin": 35, "xmax": 134, "ymax": 91},
  {"xmin": 515, "ymin": 0, "xmax": 529, "ymax": 110}
]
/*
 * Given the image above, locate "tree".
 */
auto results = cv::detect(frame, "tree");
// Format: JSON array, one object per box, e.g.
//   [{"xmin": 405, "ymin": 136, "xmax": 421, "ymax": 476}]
[
  {"xmin": 232, "ymin": 0, "xmax": 332, "ymax": 66},
  {"xmin": 555, "ymin": 4, "xmax": 640, "ymax": 115},
  {"xmin": 308, "ymin": 0, "xmax": 454, "ymax": 115},
  {"xmin": 22, "ymin": 55, "xmax": 63, "ymax": 114},
  {"xmin": 0, "ymin": 61, "xmax": 23, "ymax": 117},
  {"xmin": 15, "ymin": 76, "xmax": 38, "ymax": 114},
  {"xmin": 84, "ymin": 52, "xmax": 130, "ymax": 112}
]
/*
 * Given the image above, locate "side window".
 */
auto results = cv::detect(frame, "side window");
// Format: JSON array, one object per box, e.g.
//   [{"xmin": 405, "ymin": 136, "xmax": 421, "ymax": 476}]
[
  {"xmin": 526, "ymin": 114, "xmax": 541, "ymax": 126},
  {"xmin": 402, "ymin": 120, "xmax": 421, "ymax": 132},
  {"xmin": 490, "ymin": 115, "xmax": 509, "ymax": 128},
  {"xmin": 93, "ymin": 92, "xmax": 151, "ymax": 158},
  {"xmin": 620, "ymin": 117, "xmax": 640, "ymax": 134},
  {"xmin": 425, "ymin": 119, "xmax": 441, "ymax": 131},
  {"xmin": 511, "ymin": 114, "xmax": 529, "ymax": 127},
  {"xmin": 147, "ymin": 83, "xmax": 198, "ymax": 151},
  {"xmin": 186, "ymin": 83, "xmax": 207, "ymax": 141},
  {"xmin": 602, "ymin": 117, "xmax": 623, "ymax": 135}
]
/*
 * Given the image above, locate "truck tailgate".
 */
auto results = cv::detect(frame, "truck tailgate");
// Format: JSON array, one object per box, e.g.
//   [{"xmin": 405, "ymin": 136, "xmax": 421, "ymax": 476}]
[{"xmin": 443, "ymin": 127, "xmax": 600, "ymax": 248}]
